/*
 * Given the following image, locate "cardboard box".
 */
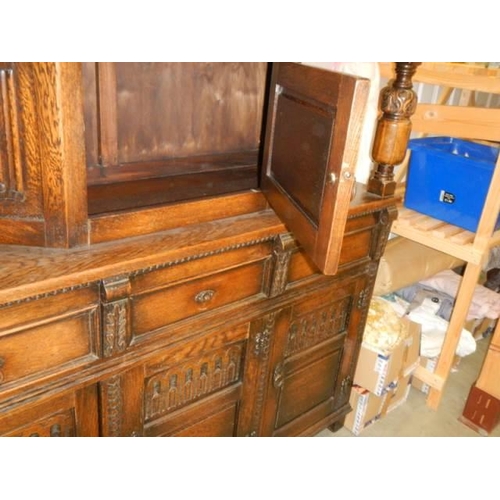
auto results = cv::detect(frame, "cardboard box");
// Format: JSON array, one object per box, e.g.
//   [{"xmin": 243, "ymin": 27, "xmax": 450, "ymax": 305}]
[
  {"xmin": 402, "ymin": 320, "xmax": 421, "ymax": 375},
  {"xmin": 405, "ymin": 137, "xmax": 500, "ymax": 233},
  {"xmin": 353, "ymin": 317, "xmax": 421, "ymax": 396},
  {"xmin": 411, "ymin": 356, "xmax": 437, "ymax": 394},
  {"xmin": 344, "ymin": 375, "xmax": 413, "ymax": 435},
  {"xmin": 344, "ymin": 385, "xmax": 386, "ymax": 435},
  {"xmin": 465, "ymin": 317, "xmax": 497, "ymax": 340},
  {"xmin": 386, "ymin": 374, "xmax": 412, "ymax": 412}
]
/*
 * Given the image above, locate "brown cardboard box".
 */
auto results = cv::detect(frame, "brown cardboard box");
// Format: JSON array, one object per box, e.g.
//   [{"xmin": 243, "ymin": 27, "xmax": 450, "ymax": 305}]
[
  {"xmin": 386, "ymin": 374, "xmax": 412, "ymax": 412},
  {"xmin": 411, "ymin": 356, "xmax": 437, "ymax": 394},
  {"xmin": 344, "ymin": 385, "xmax": 387, "ymax": 435},
  {"xmin": 344, "ymin": 375, "xmax": 413, "ymax": 435},
  {"xmin": 353, "ymin": 317, "xmax": 421, "ymax": 396},
  {"xmin": 465, "ymin": 317, "xmax": 497, "ymax": 339},
  {"xmin": 402, "ymin": 320, "xmax": 421, "ymax": 375}
]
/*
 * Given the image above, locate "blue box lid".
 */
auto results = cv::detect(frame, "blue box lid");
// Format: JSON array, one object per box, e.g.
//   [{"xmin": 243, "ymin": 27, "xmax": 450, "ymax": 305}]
[{"xmin": 409, "ymin": 136, "xmax": 499, "ymax": 167}]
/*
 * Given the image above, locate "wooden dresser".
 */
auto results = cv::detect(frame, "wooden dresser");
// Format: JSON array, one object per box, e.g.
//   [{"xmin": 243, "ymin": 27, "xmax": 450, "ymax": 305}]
[{"xmin": 0, "ymin": 62, "xmax": 397, "ymax": 436}]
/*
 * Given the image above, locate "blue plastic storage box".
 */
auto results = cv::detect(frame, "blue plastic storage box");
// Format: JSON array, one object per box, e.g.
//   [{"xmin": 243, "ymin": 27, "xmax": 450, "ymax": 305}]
[{"xmin": 404, "ymin": 137, "xmax": 500, "ymax": 233}]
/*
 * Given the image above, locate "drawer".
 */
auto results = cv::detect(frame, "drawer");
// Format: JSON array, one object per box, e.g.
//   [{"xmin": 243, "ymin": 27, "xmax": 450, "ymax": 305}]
[
  {"xmin": 0, "ymin": 287, "xmax": 100, "ymax": 391},
  {"xmin": 288, "ymin": 249, "xmax": 321, "ymax": 286},
  {"xmin": 131, "ymin": 260, "xmax": 267, "ymax": 336},
  {"xmin": 287, "ymin": 212, "xmax": 379, "ymax": 288},
  {"xmin": 338, "ymin": 211, "xmax": 379, "ymax": 268}
]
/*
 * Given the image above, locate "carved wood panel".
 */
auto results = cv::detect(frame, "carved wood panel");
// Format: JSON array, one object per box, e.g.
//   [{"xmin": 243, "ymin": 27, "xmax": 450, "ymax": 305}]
[
  {"xmin": 144, "ymin": 343, "xmax": 243, "ymax": 422},
  {"xmin": 4, "ymin": 409, "xmax": 76, "ymax": 437},
  {"xmin": 285, "ymin": 296, "xmax": 352, "ymax": 356},
  {"xmin": 0, "ymin": 64, "xmax": 24, "ymax": 201}
]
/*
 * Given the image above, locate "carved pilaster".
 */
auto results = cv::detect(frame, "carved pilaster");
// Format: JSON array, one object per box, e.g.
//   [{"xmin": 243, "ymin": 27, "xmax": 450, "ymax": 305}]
[
  {"xmin": 0, "ymin": 65, "xmax": 24, "ymax": 201},
  {"xmin": 249, "ymin": 311, "xmax": 277, "ymax": 434},
  {"xmin": 100, "ymin": 375, "xmax": 124, "ymax": 437},
  {"xmin": 268, "ymin": 233, "xmax": 296, "ymax": 297},
  {"xmin": 370, "ymin": 206, "xmax": 398, "ymax": 260},
  {"xmin": 101, "ymin": 275, "xmax": 131, "ymax": 357},
  {"xmin": 253, "ymin": 311, "xmax": 276, "ymax": 358},
  {"xmin": 368, "ymin": 62, "xmax": 421, "ymax": 197}
]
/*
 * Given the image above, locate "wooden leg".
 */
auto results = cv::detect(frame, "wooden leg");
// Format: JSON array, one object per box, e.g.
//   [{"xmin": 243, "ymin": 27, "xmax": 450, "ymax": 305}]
[{"xmin": 328, "ymin": 417, "xmax": 346, "ymax": 433}]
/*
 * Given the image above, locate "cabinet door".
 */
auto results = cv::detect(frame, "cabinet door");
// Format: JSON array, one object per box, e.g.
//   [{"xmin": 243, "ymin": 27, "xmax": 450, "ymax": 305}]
[
  {"xmin": 259, "ymin": 273, "xmax": 368, "ymax": 436},
  {"xmin": 261, "ymin": 62, "xmax": 369, "ymax": 275},
  {"xmin": 0, "ymin": 385, "xmax": 99, "ymax": 437},
  {"xmin": 98, "ymin": 319, "xmax": 271, "ymax": 437}
]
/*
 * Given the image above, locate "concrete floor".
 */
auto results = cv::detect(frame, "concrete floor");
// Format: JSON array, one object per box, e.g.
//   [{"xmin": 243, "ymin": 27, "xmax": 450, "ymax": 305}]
[{"xmin": 317, "ymin": 336, "xmax": 499, "ymax": 437}]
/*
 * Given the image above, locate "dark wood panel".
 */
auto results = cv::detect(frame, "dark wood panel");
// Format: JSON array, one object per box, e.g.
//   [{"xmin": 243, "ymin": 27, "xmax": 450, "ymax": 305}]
[
  {"xmin": 275, "ymin": 344, "xmax": 342, "ymax": 428},
  {"xmin": 112, "ymin": 62, "xmax": 267, "ymax": 164},
  {"xmin": 87, "ymin": 164, "xmax": 258, "ymax": 215},
  {"xmin": 268, "ymin": 88, "xmax": 334, "ymax": 225},
  {"xmin": 82, "ymin": 63, "xmax": 268, "ymax": 169}
]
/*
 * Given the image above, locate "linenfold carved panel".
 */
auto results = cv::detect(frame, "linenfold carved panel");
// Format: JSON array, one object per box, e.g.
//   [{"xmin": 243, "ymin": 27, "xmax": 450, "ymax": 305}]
[
  {"xmin": 144, "ymin": 343, "xmax": 243, "ymax": 421},
  {"xmin": 285, "ymin": 296, "xmax": 352, "ymax": 356},
  {"xmin": 0, "ymin": 65, "xmax": 24, "ymax": 201}
]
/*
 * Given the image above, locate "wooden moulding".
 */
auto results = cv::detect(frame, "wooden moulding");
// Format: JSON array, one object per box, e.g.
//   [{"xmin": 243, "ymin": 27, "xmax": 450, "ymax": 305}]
[
  {"xmin": 89, "ymin": 191, "xmax": 269, "ymax": 244},
  {"xmin": 86, "ymin": 151, "xmax": 259, "ymax": 215}
]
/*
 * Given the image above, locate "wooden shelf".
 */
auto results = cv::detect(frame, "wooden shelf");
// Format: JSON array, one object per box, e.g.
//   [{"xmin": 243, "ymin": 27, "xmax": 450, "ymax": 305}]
[
  {"xmin": 380, "ymin": 62, "xmax": 500, "ymax": 411},
  {"xmin": 392, "ymin": 206, "xmax": 500, "ymax": 265}
]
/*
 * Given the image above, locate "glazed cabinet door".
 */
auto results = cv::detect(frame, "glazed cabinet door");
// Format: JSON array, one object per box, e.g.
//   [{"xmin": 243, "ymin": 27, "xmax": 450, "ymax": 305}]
[
  {"xmin": 0, "ymin": 385, "xmax": 99, "ymax": 437},
  {"xmin": 98, "ymin": 317, "xmax": 273, "ymax": 437},
  {"xmin": 259, "ymin": 272, "xmax": 369, "ymax": 436}
]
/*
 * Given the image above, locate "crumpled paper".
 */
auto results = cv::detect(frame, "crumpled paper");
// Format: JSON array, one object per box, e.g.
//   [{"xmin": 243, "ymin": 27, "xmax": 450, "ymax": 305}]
[{"xmin": 363, "ymin": 296, "xmax": 406, "ymax": 351}]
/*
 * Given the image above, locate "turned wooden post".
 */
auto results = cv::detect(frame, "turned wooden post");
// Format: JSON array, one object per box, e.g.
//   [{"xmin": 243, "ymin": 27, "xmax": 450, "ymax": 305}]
[{"xmin": 367, "ymin": 62, "xmax": 421, "ymax": 197}]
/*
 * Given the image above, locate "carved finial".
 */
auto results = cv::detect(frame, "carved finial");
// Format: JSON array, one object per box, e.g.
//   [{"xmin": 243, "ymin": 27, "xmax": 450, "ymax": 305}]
[{"xmin": 367, "ymin": 62, "xmax": 421, "ymax": 197}]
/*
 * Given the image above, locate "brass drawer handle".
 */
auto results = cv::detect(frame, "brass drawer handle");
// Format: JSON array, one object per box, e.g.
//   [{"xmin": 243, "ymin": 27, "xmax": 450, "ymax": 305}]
[{"xmin": 194, "ymin": 289, "xmax": 216, "ymax": 304}]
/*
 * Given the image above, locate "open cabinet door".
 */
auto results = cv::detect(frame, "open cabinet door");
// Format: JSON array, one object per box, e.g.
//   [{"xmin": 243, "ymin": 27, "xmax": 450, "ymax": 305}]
[{"xmin": 261, "ymin": 62, "xmax": 370, "ymax": 275}]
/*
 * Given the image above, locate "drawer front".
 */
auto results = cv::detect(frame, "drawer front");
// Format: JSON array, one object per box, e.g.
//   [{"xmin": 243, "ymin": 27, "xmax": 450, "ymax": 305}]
[
  {"xmin": 132, "ymin": 261, "xmax": 266, "ymax": 336},
  {"xmin": 287, "ymin": 212, "xmax": 382, "ymax": 288},
  {"xmin": 0, "ymin": 287, "xmax": 100, "ymax": 390}
]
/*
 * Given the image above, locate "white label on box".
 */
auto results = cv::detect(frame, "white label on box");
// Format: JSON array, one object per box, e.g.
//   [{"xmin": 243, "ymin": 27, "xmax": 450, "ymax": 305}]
[
  {"xmin": 374, "ymin": 354, "xmax": 389, "ymax": 374},
  {"xmin": 373, "ymin": 355, "xmax": 390, "ymax": 395}
]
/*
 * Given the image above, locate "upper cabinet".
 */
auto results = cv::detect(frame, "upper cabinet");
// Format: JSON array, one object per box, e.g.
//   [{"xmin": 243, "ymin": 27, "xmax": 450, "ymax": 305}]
[
  {"xmin": 0, "ymin": 62, "xmax": 370, "ymax": 275},
  {"xmin": 82, "ymin": 62, "xmax": 269, "ymax": 214}
]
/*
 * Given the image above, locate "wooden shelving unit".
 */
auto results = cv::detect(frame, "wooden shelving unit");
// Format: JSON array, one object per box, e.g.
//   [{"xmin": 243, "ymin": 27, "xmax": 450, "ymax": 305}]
[{"xmin": 380, "ymin": 62, "xmax": 500, "ymax": 410}]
